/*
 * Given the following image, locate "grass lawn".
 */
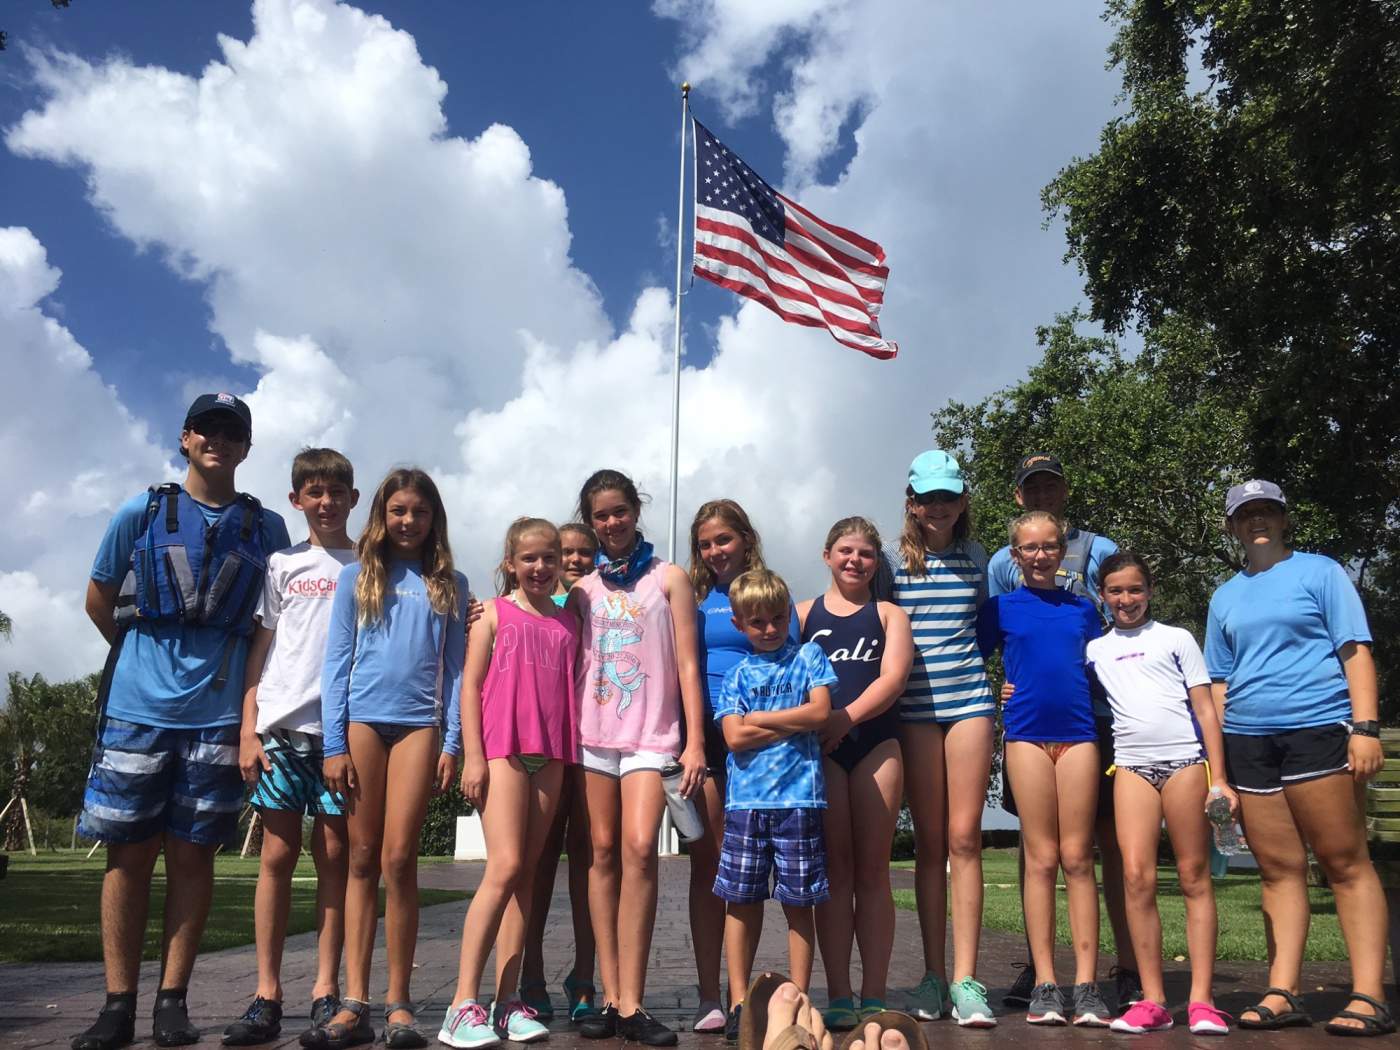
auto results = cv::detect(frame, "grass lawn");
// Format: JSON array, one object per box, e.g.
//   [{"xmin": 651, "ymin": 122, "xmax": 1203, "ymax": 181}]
[
  {"xmin": 892, "ymin": 848, "xmax": 1347, "ymax": 962},
  {"xmin": 0, "ymin": 853, "xmax": 468, "ymax": 964}
]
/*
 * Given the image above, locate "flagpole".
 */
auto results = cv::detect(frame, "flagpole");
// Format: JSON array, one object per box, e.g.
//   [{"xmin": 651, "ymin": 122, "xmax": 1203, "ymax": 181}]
[{"xmin": 666, "ymin": 82, "xmax": 690, "ymax": 563}]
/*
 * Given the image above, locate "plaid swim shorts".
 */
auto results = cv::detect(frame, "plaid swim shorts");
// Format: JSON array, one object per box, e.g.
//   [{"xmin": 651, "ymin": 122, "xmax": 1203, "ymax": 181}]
[
  {"xmin": 714, "ymin": 807, "xmax": 828, "ymax": 906},
  {"xmin": 78, "ymin": 716, "xmax": 243, "ymax": 845},
  {"xmin": 249, "ymin": 729, "xmax": 343, "ymax": 816}
]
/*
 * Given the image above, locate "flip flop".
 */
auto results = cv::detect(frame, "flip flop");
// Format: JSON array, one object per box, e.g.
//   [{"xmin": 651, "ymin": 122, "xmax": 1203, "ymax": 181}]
[
  {"xmin": 838, "ymin": 1011, "xmax": 928, "ymax": 1050},
  {"xmin": 739, "ymin": 972, "xmax": 793, "ymax": 1050},
  {"xmin": 1238, "ymin": 987, "xmax": 1311, "ymax": 1030},
  {"xmin": 1324, "ymin": 993, "xmax": 1396, "ymax": 1037}
]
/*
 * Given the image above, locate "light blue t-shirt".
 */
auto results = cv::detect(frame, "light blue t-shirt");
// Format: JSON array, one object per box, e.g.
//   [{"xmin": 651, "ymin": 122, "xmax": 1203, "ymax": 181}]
[
  {"xmin": 320, "ymin": 561, "xmax": 468, "ymax": 757},
  {"xmin": 713, "ymin": 640, "xmax": 838, "ymax": 810},
  {"xmin": 697, "ymin": 584, "xmax": 799, "ymax": 715},
  {"xmin": 90, "ymin": 489, "xmax": 290, "ymax": 730},
  {"xmin": 988, "ymin": 528, "xmax": 1119, "ymax": 599},
  {"xmin": 1204, "ymin": 551, "xmax": 1371, "ymax": 735}
]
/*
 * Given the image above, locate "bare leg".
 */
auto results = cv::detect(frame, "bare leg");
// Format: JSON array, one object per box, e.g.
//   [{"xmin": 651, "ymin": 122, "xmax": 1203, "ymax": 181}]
[
  {"xmin": 850, "ymin": 742, "xmax": 902, "ymax": 1003},
  {"xmin": 1005, "ymin": 743, "xmax": 1062, "ymax": 987},
  {"xmin": 158, "ymin": 837, "xmax": 218, "ymax": 989},
  {"xmin": 900, "ymin": 722, "xmax": 947, "ymax": 977},
  {"xmin": 564, "ymin": 769, "xmax": 596, "ymax": 988},
  {"xmin": 1158, "ymin": 766, "xmax": 1214, "ymax": 1005},
  {"xmin": 1113, "ymin": 771, "xmax": 1166, "ymax": 1004},
  {"xmin": 310, "ymin": 813, "xmax": 349, "ymax": 1001},
  {"xmin": 688, "ymin": 770, "xmax": 727, "ymax": 1005},
  {"xmin": 100, "ymin": 836, "xmax": 163, "ymax": 993},
  {"xmin": 942, "ymin": 717, "xmax": 992, "ymax": 982},
  {"xmin": 816, "ymin": 760, "xmax": 856, "ymax": 1001},
  {"xmin": 495, "ymin": 762, "xmax": 565, "ymax": 1003},
  {"xmin": 1097, "ymin": 809, "xmax": 1136, "ymax": 973},
  {"xmin": 583, "ymin": 771, "xmax": 622, "ymax": 1007},
  {"xmin": 725, "ymin": 902, "xmax": 764, "ymax": 1005},
  {"xmin": 335, "ymin": 723, "xmax": 389, "ymax": 1028},
  {"xmin": 616, "ymin": 771, "xmax": 666, "ymax": 1015},
  {"xmin": 380, "ymin": 728, "xmax": 438, "ymax": 1026},
  {"xmin": 520, "ymin": 773, "xmax": 567, "ymax": 992},
  {"xmin": 784, "ymin": 905, "xmax": 816, "ymax": 992},
  {"xmin": 253, "ymin": 809, "xmax": 305, "ymax": 1001},
  {"xmin": 1052, "ymin": 744, "xmax": 1100, "ymax": 986},
  {"xmin": 1235, "ymin": 788, "xmax": 1308, "ymax": 1024}
]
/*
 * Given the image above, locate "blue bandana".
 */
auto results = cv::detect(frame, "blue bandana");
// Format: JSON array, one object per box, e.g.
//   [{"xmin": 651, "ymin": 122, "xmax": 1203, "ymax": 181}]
[{"xmin": 596, "ymin": 534, "xmax": 655, "ymax": 586}]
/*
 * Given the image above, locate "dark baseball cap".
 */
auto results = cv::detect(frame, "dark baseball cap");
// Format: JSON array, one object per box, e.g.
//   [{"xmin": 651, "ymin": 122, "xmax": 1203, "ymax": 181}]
[
  {"xmin": 184, "ymin": 392, "xmax": 252, "ymax": 435},
  {"xmin": 1225, "ymin": 479, "xmax": 1286, "ymax": 518},
  {"xmin": 1015, "ymin": 452, "xmax": 1065, "ymax": 488}
]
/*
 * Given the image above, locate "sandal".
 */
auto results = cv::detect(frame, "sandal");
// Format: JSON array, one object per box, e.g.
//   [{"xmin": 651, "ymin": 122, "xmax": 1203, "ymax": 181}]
[
  {"xmin": 299, "ymin": 997, "xmax": 374, "ymax": 1049},
  {"xmin": 1325, "ymin": 994, "xmax": 1397, "ymax": 1038},
  {"xmin": 838, "ymin": 1012, "xmax": 928, "ymax": 1050},
  {"xmin": 1238, "ymin": 987, "xmax": 1311, "ymax": 1030},
  {"xmin": 738, "ymin": 972, "xmax": 791, "ymax": 1050},
  {"xmin": 382, "ymin": 1002, "xmax": 428, "ymax": 1049}
]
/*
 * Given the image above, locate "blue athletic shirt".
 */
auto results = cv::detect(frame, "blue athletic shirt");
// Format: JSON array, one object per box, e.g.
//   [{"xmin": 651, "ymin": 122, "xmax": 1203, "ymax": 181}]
[
  {"xmin": 1204, "ymin": 551, "xmax": 1371, "ymax": 735},
  {"xmin": 91, "ymin": 489, "xmax": 290, "ymax": 730},
  {"xmin": 976, "ymin": 586, "xmax": 1102, "ymax": 742},
  {"xmin": 697, "ymin": 583, "xmax": 799, "ymax": 715},
  {"xmin": 320, "ymin": 560, "xmax": 467, "ymax": 758},
  {"xmin": 713, "ymin": 640, "xmax": 838, "ymax": 810}
]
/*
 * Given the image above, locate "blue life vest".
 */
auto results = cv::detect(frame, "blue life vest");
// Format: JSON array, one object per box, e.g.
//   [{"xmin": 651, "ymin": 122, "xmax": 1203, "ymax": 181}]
[{"xmin": 113, "ymin": 484, "xmax": 269, "ymax": 636}]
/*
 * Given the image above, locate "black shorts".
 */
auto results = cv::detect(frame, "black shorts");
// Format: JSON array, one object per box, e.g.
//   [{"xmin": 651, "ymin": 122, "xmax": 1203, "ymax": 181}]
[
  {"xmin": 1224, "ymin": 724, "xmax": 1350, "ymax": 795},
  {"xmin": 1000, "ymin": 719, "xmax": 1114, "ymax": 820}
]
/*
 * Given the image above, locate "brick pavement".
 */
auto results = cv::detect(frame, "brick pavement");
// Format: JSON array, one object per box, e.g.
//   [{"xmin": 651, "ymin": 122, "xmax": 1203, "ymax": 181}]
[{"xmin": 1, "ymin": 859, "xmax": 1391, "ymax": 1048}]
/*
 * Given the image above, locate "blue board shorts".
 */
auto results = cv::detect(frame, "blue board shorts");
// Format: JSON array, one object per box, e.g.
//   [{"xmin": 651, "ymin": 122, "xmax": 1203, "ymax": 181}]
[
  {"xmin": 250, "ymin": 729, "xmax": 343, "ymax": 816},
  {"xmin": 714, "ymin": 807, "xmax": 829, "ymax": 906},
  {"xmin": 78, "ymin": 717, "xmax": 243, "ymax": 846}
]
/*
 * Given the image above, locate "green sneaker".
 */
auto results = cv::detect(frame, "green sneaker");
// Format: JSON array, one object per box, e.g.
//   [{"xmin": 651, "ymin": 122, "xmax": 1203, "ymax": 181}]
[
  {"xmin": 822, "ymin": 998, "xmax": 860, "ymax": 1032},
  {"xmin": 857, "ymin": 998, "xmax": 887, "ymax": 1021},
  {"xmin": 906, "ymin": 974, "xmax": 948, "ymax": 1021},
  {"xmin": 949, "ymin": 977, "xmax": 996, "ymax": 1028}
]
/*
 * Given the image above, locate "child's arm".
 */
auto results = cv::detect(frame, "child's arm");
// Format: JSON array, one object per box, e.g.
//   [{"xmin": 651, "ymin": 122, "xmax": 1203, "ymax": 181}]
[
  {"xmin": 664, "ymin": 564, "xmax": 709, "ymax": 797},
  {"xmin": 974, "ymin": 595, "xmax": 1002, "ymax": 660},
  {"xmin": 434, "ymin": 585, "xmax": 468, "ymax": 793},
  {"xmin": 84, "ymin": 580, "xmax": 121, "ymax": 645},
  {"xmin": 238, "ymin": 625, "xmax": 275, "ymax": 784},
  {"xmin": 457, "ymin": 600, "xmax": 497, "ymax": 808},
  {"xmin": 719, "ymin": 712, "xmax": 787, "ymax": 751},
  {"xmin": 1187, "ymin": 682, "xmax": 1238, "ymax": 812},
  {"xmin": 743, "ymin": 685, "xmax": 834, "ymax": 733},
  {"xmin": 320, "ymin": 569, "xmax": 358, "ymax": 795},
  {"xmin": 794, "ymin": 598, "xmax": 815, "ymax": 634}
]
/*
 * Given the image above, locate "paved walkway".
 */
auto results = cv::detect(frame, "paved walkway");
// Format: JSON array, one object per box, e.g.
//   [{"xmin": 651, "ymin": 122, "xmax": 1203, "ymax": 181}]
[{"xmin": 1, "ymin": 859, "xmax": 1391, "ymax": 1048}]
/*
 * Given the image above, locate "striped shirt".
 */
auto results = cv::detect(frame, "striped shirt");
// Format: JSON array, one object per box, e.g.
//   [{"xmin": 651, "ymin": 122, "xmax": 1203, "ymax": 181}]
[{"xmin": 874, "ymin": 540, "xmax": 995, "ymax": 723}]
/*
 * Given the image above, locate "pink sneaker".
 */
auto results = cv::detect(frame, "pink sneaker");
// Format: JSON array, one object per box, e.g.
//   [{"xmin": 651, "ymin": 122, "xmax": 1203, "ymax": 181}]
[
  {"xmin": 1110, "ymin": 1000, "xmax": 1174, "ymax": 1034},
  {"xmin": 1188, "ymin": 1002, "xmax": 1231, "ymax": 1035}
]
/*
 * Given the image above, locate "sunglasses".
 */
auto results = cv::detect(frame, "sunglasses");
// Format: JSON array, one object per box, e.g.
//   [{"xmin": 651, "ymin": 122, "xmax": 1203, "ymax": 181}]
[
  {"xmin": 187, "ymin": 418, "xmax": 250, "ymax": 444},
  {"xmin": 912, "ymin": 490, "xmax": 963, "ymax": 506}
]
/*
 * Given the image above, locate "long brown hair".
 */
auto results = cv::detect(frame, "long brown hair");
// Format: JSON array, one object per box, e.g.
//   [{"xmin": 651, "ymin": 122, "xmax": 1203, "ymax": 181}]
[
  {"xmin": 899, "ymin": 485, "xmax": 973, "ymax": 576},
  {"xmin": 354, "ymin": 468, "xmax": 459, "ymax": 625},
  {"xmin": 825, "ymin": 516, "xmax": 882, "ymax": 552},
  {"xmin": 495, "ymin": 517, "xmax": 561, "ymax": 596},
  {"xmin": 688, "ymin": 498, "xmax": 766, "ymax": 600}
]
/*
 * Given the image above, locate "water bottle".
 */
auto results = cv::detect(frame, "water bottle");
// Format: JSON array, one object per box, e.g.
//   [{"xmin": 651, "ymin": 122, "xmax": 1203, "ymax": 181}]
[
  {"xmin": 1206, "ymin": 787, "xmax": 1246, "ymax": 856},
  {"xmin": 660, "ymin": 761, "xmax": 705, "ymax": 843}
]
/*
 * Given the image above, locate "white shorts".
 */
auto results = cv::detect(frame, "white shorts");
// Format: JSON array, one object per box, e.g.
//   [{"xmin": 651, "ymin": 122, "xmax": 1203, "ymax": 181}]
[{"xmin": 580, "ymin": 745, "xmax": 672, "ymax": 778}]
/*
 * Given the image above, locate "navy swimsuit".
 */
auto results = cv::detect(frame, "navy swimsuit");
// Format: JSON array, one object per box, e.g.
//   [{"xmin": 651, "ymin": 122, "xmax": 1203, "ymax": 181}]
[{"xmin": 802, "ymin": 596, "xmax": 898, "ymax": 773}]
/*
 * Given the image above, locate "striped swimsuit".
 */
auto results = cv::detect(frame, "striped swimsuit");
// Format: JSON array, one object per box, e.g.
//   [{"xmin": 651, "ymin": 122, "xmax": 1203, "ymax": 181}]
[{"xmin": 877, "ymin": 541, "xmax": 995, "ymax": 724}]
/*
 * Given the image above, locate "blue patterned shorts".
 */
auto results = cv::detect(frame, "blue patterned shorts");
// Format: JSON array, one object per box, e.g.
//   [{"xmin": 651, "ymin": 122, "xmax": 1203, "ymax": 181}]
[
  {"xmin": 714, "ymin": 807, "xmax": 828, "ymax": 906},
  {"xmin": 78, "ymin": 717, "xmax": 243, "ymax": 845},
  {"xmin": 250, "ymin": 729, "xmax": 343, "ymax": 816}
]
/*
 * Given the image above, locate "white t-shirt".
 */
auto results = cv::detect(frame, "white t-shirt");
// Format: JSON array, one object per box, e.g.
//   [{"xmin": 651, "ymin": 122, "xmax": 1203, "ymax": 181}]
[
  {"xmin": 253, "ymin": 542, "xmax": 357, "ymax": 734},
  {"xmin": 1086, "ymin": 620, "xmax": 1209, "ymax": 766}
]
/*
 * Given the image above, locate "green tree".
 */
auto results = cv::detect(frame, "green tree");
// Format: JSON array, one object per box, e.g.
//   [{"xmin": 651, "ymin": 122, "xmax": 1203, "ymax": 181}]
[
  {"xmin": 0, "ymin": 611, "xmax": 11, "ymax": 638},
  {"xmin": 1, "ymin": 672, "xmax": 99, "ymax": 847}
]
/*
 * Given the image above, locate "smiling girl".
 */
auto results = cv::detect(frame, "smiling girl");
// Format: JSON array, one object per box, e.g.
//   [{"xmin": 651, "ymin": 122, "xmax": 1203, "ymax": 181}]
[
  {"xmin": 440, "ymin": 518, "xmax": 581, "ymax": 1048},
  {"xmin": 313, "ymin": 468, "xmax": 467, "ymax": 1050}
]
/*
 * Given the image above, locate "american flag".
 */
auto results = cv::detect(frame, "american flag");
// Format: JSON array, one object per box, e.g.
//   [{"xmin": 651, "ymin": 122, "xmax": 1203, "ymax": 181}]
[{"xmin": 691, "ymin": 119, "xmax": 897, "ymax": 360}]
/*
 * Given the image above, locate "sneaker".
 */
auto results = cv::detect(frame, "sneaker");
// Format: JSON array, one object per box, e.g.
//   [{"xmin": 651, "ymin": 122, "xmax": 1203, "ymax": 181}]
[
  {"xmin": 72, "ymin": 1003, "xmax": 137, "ymax": 1050},
  {"xmin": 948, "ymin": 978, "xmax": 997, "ymax": 1028},
  {"xmin": 578, "ymin": 1006, "xmax": 618, "ymax": 1041},
  {"xmin": 493, "ymin": 1001, "xmax": 549, "ymax": 1044},
  {"xmin": 1026, "ymin": 983, "xmax": 1067, "ymax": 1026},
  {"xmin": 723, "ymin": 1004, "xmax": 742, "ymax": 1043},
  {"xmin": 1072, "ymin": 983, "xmax": 1112, "ymax": 1028},
  {"xmin": 617, "ymin": 1009, "xmax": 677, "ymax": 1047},
  {"xmin": 1110, "ymin": 1000, "xmax": 1173, "ymax": 1034},
  {"xmin": 694, "ymin": 1001, "xmax": 726, "ymax": 1034},
  {"xmin": 152, "ymin": 989, "xmax": 200, "ymax": 1047},
  {"xmin": 857, "ymin": 998, "xmax": 887, "ymax": 1021},
  {"xmin": 223, "ymin": 997, "xmax": 284, "ymax": 1045},
  {"xmin": 1003, "ymin": 964, "xmax": 1035, "ymax": 1008},
  {"xmin": 563, "ymin": 975, "xmax": 597, "ymax": 1024},
  {"xmin": 1109, "ymin": 967, "xmax": 1144, "ymax": 1010},
  {"xmin": 1187, "ymin": 1003, "xmax": 1231, "ymax": 1036},
  {"xmin": 822, "ymin": 999, "xmax": 859, "ymax": 1032},
  {"xmin": 439, "ymin": 1000, "xmax": 500, "ymax": 1049},
  {"xmin": 520, "ymin": 982, "xmax": 555, "ymax": 1023},
  {"xmin": 906, "ymin": 973, "xmax": 948, "ymax": 1021}
]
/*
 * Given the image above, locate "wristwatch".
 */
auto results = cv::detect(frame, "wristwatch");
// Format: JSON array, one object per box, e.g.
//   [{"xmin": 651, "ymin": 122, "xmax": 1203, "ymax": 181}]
[{"xmin": 1350, "ymin": 720, "xmax": 1380, "ymax": 738}]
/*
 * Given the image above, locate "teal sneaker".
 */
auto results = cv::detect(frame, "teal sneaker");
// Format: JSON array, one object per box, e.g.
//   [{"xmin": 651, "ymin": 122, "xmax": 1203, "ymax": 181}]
[
  {"xmin": 520, "ymin": 981, "xmax": 555, "ymax": 1023},
  {"xmin": 494, "ymin": 1000, "xmax": 550, "ymax": 1044},
  {"xmin": 906, "ymin": 973, "xmax": 949, "ymax": 1021},
  {"xmin": 562, "ymin": 973, "xmax": 597, "ymax": 1024},
  {"xmin": 440, "ymin": 999, "xmax": 500, "ymax": 1049},
  {"xmin": 857, "ymin": 998, "xmax": 887, "ymax": 1021},
  {"xmin": 949, "ymin": 977, "xmax": 997, "ymax": 1028},
  {"xmin": 822, "ymin": 998, "xmax": 860, "ymax": 1032}
]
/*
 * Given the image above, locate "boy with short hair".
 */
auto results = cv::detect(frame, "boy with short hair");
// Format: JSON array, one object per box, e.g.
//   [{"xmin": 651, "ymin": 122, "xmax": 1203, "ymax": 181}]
[
  {"xmin": 222, "ymin": 448, "xmax": 359, "ymax": 1047},
  {"xmin": 712, "ymin": 569, "xmax": 837, "ymax": 1043}
]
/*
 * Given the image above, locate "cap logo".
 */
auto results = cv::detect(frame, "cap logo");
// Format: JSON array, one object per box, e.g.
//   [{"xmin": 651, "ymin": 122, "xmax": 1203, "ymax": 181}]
[
  {"xmin": 1245, "ymin": 481, "xmax": 1261, "ymax": 493},
  {"xmin": 1025, "ymin": 455, "xmax": 1052, "ymax": 466},
  {"xmin": 216, "ymin": 392, "xmax": 236, "ymax": 405}
]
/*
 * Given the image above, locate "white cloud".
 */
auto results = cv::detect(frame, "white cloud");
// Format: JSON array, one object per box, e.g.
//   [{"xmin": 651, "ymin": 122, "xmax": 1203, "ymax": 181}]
[{"xmin": 1, "ymin": 0, "xmax": 1121, "ymax": 686}]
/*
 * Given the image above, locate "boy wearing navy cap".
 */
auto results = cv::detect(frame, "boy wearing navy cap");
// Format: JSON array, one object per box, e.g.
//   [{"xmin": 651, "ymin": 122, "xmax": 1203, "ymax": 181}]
[{"xmin": 74, "ymin": 394, "xmax": 289, "ymax": 1050}]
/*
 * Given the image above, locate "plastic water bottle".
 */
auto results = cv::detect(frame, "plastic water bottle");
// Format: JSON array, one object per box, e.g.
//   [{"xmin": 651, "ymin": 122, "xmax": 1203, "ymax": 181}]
[
  {"xmin": 660, "ymin": 761, "xmax": 705, "ymax": 843},
  {"xmin": 1206, "ymin": 787, "xmax": 1246, "ymax": 856}
]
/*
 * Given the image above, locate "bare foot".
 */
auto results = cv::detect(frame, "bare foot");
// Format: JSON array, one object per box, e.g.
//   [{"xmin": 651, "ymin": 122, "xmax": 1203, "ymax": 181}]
[
  {"xmin": 763, "ymin": 982, "xmax": 833, "ymax": 1050},
  {"xmin": 847, "ymin": 1020, "xmax": 911, "ymax": 1050}
]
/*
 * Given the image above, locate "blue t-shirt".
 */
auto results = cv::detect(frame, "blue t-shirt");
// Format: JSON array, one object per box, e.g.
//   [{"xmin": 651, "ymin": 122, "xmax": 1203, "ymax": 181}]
[
  {"xmin": 976, "ymin": 586, "xmax": 1102, "ymax": 742},
  {"xmin": 713, "ymin": 640, "xmax": 838, "ymax": 810},
  {"xmin": 1204, "ymin": 552, "xmax": 1371, "ymax": 735},
  {"xmin": 697, "ymin": 584, "xmax": 799, "ymax": 714},
  {"xmin": 988, "ymin": 528, "xmax": 1119, "ymax": 598},
  {"xmin": 90, "ymin": 489, "xmax": 290, "ymax": 730},
  {"xmin": 320, "ymin": 561, "xmax": 468, "ymax": 758}
]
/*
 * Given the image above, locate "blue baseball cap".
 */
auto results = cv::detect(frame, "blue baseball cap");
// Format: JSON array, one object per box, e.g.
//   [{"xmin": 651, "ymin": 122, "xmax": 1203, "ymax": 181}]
[
  {"xmin": 1225, "ymin": 479, "xmax": 1286, "ymax": 518},
  {"xmin": 908, "ymin": 450, "xmax": 966, "ymax": 495}
]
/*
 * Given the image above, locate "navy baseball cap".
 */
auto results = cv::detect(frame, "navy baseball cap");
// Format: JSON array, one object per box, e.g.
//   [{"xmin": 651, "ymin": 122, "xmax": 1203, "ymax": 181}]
[
  {"xmin": 1015, "ymin": 452, "xmax": 1065, "ymax": 488},
  {"xmin": 1225, "ymin": 479, "xmax": 1286, "ymax": 518},
  {"xmin": 184, "ymin": 392, "xmax": 252, "ymax": 436}
]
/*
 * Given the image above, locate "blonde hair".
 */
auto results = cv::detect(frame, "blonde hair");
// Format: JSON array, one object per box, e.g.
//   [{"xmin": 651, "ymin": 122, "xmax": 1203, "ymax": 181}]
[
  {"xmin": 355, "ymin": 468, "xmax": 459, "ymax": 625},
  {"xmin": 1009, "ymin": 510, "xmax": 1067, "ymax": 549},
  {"xmin": 688, "ymin": 499, "xmax": 766, "ymax": 601},
  {"xmin": 899, "ymin": 486, "xmax": 972, "ymax": 576},
  {"xmin": 495, "ymin": 517, "xmax": 562, "ymax": 595},
  {"xmin": 728, "ymin": 568, "xmax": 792, "ymax": 622},
  {"xmin": 824, "ymin": 516, "xmax": 882, "ymax": 553}
]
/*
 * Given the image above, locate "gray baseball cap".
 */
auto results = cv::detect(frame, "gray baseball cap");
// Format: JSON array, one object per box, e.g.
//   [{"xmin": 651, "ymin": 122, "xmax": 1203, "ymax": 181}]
[{"xmin": 1225, "ymin": 479, "xmax": 1286, "ymax": 518}]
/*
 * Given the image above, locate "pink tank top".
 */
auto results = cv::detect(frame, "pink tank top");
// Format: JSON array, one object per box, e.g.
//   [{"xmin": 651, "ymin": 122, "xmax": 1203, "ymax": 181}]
[
  {"xmin": 479, "ymin": 596, "xmax": 581, "ymax": 762},
  {"xmin": 575, "ymin": 559, "xmax": 682, "ymax": 754}
]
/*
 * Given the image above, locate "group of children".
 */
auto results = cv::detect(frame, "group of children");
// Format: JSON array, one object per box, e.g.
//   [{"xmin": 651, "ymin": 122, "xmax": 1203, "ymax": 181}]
[{"xmin": 75, "ymin": 392, "xmax": 1387, "ymax": 1050}]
